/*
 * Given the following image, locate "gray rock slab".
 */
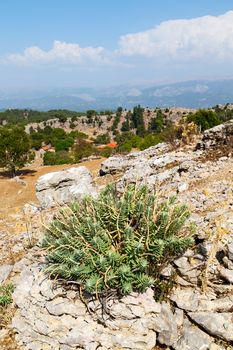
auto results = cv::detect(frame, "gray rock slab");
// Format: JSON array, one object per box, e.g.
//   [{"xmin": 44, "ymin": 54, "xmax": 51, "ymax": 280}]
[
  {"xmin": 0, "ymin": 264, "xmax": 13, "ymax": 283},
  {"xmin": 36, "ymin": 166, "xmax": 97, "ymax": 208},
  {"xmin": 170, "ymin": 288, "xmax": 233, "ymax": 312},
  {"xmin": 112, "ymin": 331, "xmax": 156, "ymax": 350},
  {"xmin": 173, "ymin": 319, "xmax": 212, "ymax": 350},
  {"xmin": 188, "ymin": 312, "xmax": 233, "ymax": 342},
  {"xmin": 219, "ymin": 266, "xmax": 233, "ymax": 283}
]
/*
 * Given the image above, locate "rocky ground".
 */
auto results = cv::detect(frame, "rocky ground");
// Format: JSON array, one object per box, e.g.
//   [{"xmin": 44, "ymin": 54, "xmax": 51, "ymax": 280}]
[
  {"xmin": 0, "ymin": 121, "xmax": 233, "ymax": 350},
  {"xmin": 0, "ymin": 159, "xmax": 104, "ymax": 265}
]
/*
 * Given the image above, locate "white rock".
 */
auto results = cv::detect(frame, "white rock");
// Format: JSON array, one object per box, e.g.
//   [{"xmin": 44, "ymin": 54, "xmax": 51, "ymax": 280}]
[
  {"xmin": 0, "ymin": 264, "xmax": 13, "ymax": 284},
  {"xmin": 189, "ymin": 312, "xmax": 233, "ymax": 342},
  {"xmin": 36, "ymin": 166, "xmax": 97, "ymax": 208},
  {"xmin": 178, "ymin": 182, "xmax": 189, "ymax": 193}
]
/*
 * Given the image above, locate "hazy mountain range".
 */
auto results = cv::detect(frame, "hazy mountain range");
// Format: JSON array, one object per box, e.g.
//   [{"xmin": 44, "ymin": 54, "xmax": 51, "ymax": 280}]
[{"xmin": 1, "ymin": 79, "xmax": 233, "ymax": 111}]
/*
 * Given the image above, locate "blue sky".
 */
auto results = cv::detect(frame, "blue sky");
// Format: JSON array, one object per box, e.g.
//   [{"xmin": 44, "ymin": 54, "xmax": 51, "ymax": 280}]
[{"xmin": 1, "ymin": 0, "xmax": 233, "ymax": 89}]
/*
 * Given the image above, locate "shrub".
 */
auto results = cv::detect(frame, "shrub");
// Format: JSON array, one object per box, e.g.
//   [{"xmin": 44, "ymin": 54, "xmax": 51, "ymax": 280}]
[
  {"xmin": 70, "ymin": 122, "xmax": 76, "ymax": 129},
  {"xmin": 115, "ymin": 132, "xmax": 142, "ymax": 153},
  {"xmin": 43, "ymin": 151, "xmax": 72, "ymax": 165},
  {"xmin": 54, "ymin": 137, "xmax": 74, "ymax": 152},
  {"xmin": 0, "ymin": 283, "xmax": 13, "ymax": 307},
  {"xmin": 99, "ymin": 147, "xmax": 115, "ymax": 158},
  {"xmin": 95, "ymin": 133, "xmax": 111, "ymax": 145},
  {"xmin": 0, "ymin": 125, "xmax": 31, "ymax": 176},
  {"xmin": 72, "ymin": 139, "xmax": 98, "ymax": 162},
  {"xmin": 0, "ymin": 283, "xmax": 14, "ymax": 328},
  {"xmin": 187, "ymin": 109, "xmax": 220, "ymax": 131},
  {"xmin": 42, "ymin": 184, "xmax": 194, "ymax": 298},
  {"xmin": 139, "ymin": 134, "xmax": 162, "ymax": 150},
  {"xmin": 117, "ymin": 141, "xmax": 133, "ymax": 153}
]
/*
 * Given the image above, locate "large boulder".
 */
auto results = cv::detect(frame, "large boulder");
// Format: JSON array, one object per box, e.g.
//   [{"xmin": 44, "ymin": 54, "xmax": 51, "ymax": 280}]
[
  {"xmin": 197, "ymin": 120, "xmax": 233, "ymax": 150},
  {"xmin": 36, "ymin": 166, "xmax": 97, "ymax": 208},
  {"xmin": 100, "ymin": 143, "xmax": 169, "ymax": 175}
]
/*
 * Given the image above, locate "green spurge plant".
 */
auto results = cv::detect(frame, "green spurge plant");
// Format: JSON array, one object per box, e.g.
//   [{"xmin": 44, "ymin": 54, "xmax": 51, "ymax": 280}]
[
  {"xmin": 42, "ymin": 184, "xmax": 194, "ymax": 297},
  {"xmin": 0, "ymin": 283, "xmax": 14, "ymax": 307}
]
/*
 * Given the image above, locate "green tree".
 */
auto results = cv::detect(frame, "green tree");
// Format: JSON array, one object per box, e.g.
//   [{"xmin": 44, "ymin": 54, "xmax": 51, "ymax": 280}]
[
  {"xmin": 54, "ymin": 137, "xmax": 74, "ymax": 152},
  {"xmin": 139, "ymin": 134, "xmax": 162, "ymax": 150},
  {"xmin": 43, "ymin": 151, "xmax": 72, "ymax": 165},
  {"xmin": 95, "ymin": 133, "xmax": 111, "ymax": 145},
  {"xmin": 73, "ymin": 139, "xmax": 98, "ymax": 162},
  {"xmin": 116, "ymin": 106, "xmax": 123, "ymax": 114},
  {"xmin": 187, "ymin": 109, "xmax": 220, "ymax": 131},
  {"xmin": 132, "ymin": 105, "xmax": 145, "ymax": 136},
  {"xmin": 149, "ymin": 109, "xmax": 164, "ymax": 133},
  {"xmin": 0, "ymin": 126, "xmax": 31, "ymax": 176},
  {"xmin": 86, "ymin": 110, "xmax": 96, "ymax": 124},
  {"xmin": 121, "ymin": 116, "xmax": 130, "ymax": 132}
]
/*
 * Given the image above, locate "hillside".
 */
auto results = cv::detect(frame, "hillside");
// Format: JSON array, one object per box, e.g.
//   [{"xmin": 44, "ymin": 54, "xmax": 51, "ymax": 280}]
[
  {"xmin": 0, "ymin": 119, "xmax": 232, "ymax": 350},
  {"xmin": 24, "ymin": 107, "xmax": 195, "ymax": 139},
  {"xmin": 1, "ymin": 79, "xmax": 233, "ymax": 111}
]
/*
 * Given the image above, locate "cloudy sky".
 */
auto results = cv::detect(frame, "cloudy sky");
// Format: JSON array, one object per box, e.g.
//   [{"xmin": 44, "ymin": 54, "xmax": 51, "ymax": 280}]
[{"xmin": 1, "ymin": 0, "xmax": 233, "ymax": 89}]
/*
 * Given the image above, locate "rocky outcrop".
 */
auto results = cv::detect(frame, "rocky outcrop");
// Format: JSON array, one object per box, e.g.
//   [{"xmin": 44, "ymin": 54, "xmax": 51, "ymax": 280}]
[
  {"xmin": 3, "ymin": 121, "xmax": 233, "ymax": 350},
  {"xmin": 11, "ymin": 249, "xmax": 232, "ymax": 350},
  {"xmin": 36, "ymin": 166, "xmax": 97, "ymax": 208},
  {"xmin": 197, "ymin": 120, "xmax": 233, "ymax": 150},
  {"xmin": 188, "ymin": 312, "xmax": 233, "ymax": 342},
  {"xmin": 100, "ymin": 143, "xmax": 169, "ymax": 175}
]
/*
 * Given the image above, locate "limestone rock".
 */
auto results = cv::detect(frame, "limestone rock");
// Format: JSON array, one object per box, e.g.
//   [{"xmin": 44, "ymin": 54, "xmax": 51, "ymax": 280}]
[
  {"xmin": 171, "ymin": 288, "xmax": 233, "ymax": 313},
  {"xmin": 100, "ymin": 143, "xmax": 169, "ymax": 175},
  {"xmin": 173, "ymin": 319, "xmax": 212, "ymax": 350},
  {"xmin": 227, "ymin": 242, "xmax": 233, "ymax": 261},
  {"xmin": 218, "ymin": 266, "xmax": 233, "ymax": 283},
  {"xmin": 152, "ymin": 302, "xmax": 179, "ymax": 346},
  {"xmin": 112, "ymin": 331, "xmax": 156, "ymax": 350},
  {"xmin": 188, "ymin": 312, "xmax": 233, "ymax": 342},
  {"xmin": 0, "ymin": 264, "xmax": 13, "ymax": 283},
  {"xmin": 36, "ymin": 166, "xmax": 97, "ymax": 208},
  {"xmin": 197, "ymin": 120, "xmax": 233, "ymax": 150}
]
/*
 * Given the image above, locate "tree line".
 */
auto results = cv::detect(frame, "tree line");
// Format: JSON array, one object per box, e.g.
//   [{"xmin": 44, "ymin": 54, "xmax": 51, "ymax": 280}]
[{"xmin": 0, "ymin": 104, "xmax": 232, "ymax": 176}]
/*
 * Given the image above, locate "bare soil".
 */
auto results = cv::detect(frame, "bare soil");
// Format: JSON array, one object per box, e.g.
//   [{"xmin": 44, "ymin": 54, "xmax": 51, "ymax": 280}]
[
  {"xmin": 0, "ymin": 159, "xmax": 106, "ymax": 266},
  {"xmin": 0, "ymin": 159, "xmax": 103, "ymax": 220}
]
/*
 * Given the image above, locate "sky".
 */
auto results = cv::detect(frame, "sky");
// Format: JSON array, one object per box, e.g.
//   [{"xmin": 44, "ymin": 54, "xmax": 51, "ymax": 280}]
[{"xmin": 1, "ymin": 0, "xmax": 233, "ymax": 90}]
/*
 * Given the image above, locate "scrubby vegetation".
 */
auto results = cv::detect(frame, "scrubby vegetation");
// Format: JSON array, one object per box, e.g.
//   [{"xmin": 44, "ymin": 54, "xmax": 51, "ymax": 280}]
[
  {"xmin": 0, "ymin": 283, "xmax": 13, "ymax": 307},
  {"xmin": 30, "ymin": 127, "xmax": 87, "ymax": 151},
  {"xmin": 0, "ymin": 109, "xmax": 83, "ymax": 125},
  {"xmin": 0, "ymin": 283, "xmax": 14, "ymax": 328},
  {"xmin": 0, "ymin": 103, "xmax": 232, "ymax": 170},
  {"xmin": 186, "ymin": 109, "xmax": 220, "ymax": 131},
  {"xmin": 0, "ymin": 126, "xmax": 32, "ymax": 176},
  {"xmin": 42, "ymin": 184, "xmax": 194, "ymax": 298}
]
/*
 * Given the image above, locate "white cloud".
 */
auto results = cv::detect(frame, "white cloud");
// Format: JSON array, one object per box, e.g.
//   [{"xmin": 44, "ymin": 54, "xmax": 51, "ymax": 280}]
[
  {"xmin": 4, "ymin": 11, "xmax": 233, "ymax": 73},
  {"xmin": 6, "ymin": 40, "xmax": 110, "ymax": 65},
  {"xmin": 118, "ymin": 11, "xmax": 233, "ymax": 61}
]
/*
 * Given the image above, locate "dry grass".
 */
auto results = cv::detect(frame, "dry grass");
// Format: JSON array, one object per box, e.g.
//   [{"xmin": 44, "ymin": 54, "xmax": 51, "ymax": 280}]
[
  {"xmin": 0, "ymin": 330, "xmax": 22, "ymax": 350},
  {"xmin": 200, "ymin": 219, "xmax": 230, "ymax": 293}
]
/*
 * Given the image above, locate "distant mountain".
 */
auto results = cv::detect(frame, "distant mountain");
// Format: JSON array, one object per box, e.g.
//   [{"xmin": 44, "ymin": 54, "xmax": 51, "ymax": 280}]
[{"xmin": 1, "ymin": 79, "xmax": 233, "ymax": 111}]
